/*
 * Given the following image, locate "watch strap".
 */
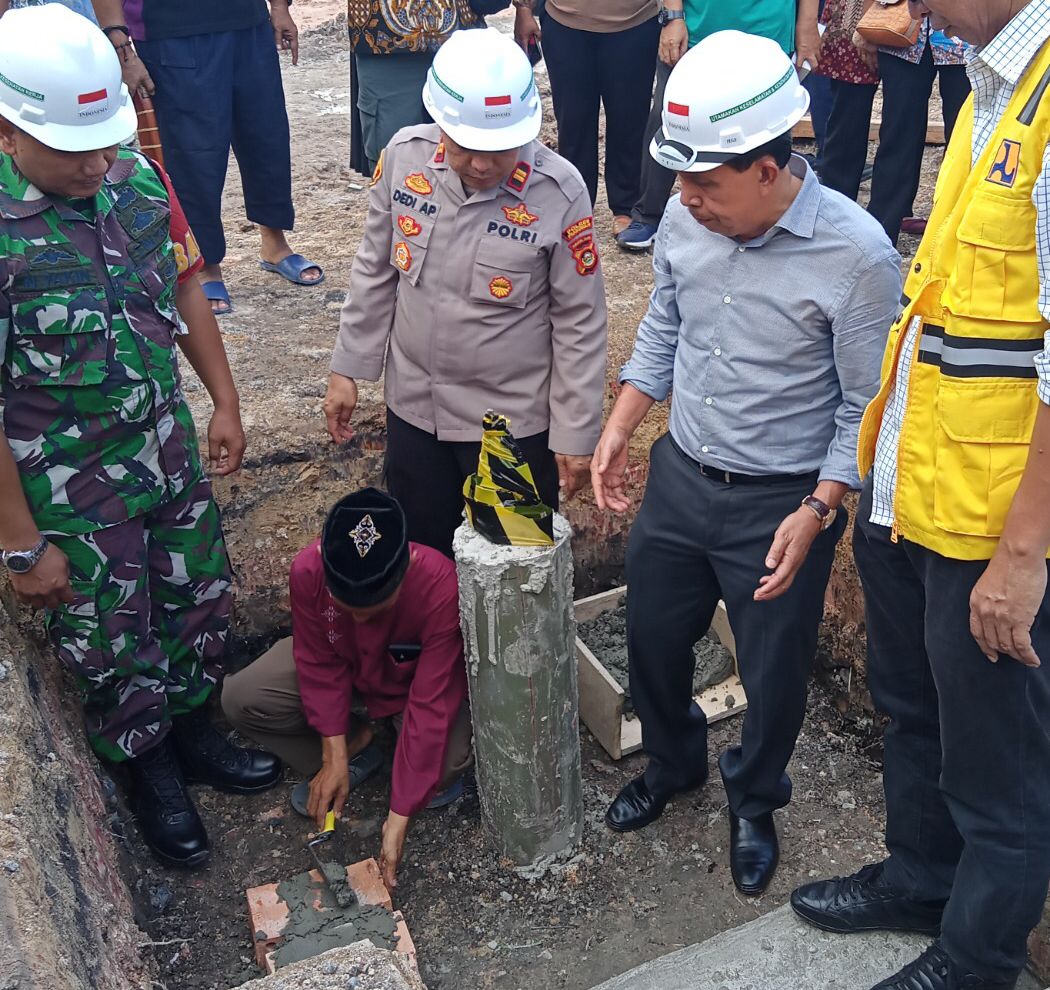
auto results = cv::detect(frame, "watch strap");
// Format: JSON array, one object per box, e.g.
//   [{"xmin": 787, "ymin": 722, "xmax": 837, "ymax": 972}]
[
  {"xmin": 3, "ymin": 536, "xmax": 48, "ymax": 571},
  {"xmin": 801, "ymin": 496, "xmax": 835, "ymax": 530}
]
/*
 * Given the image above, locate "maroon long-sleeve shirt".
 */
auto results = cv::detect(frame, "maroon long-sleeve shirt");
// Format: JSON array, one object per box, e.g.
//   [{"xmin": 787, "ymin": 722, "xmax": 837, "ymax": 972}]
[{"xmin": 289, "ymin": 540, "xmax": 468, "ymax": 817}]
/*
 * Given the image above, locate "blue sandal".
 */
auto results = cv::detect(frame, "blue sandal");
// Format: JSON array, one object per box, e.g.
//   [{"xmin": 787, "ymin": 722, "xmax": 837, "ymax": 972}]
[
  {"xmin": 201, "ymin": 279, "xmax": 233, "ymax": 315},
  {"xmin": 259, "ymin": 253, "xmax": 325, "ymax": 286}
]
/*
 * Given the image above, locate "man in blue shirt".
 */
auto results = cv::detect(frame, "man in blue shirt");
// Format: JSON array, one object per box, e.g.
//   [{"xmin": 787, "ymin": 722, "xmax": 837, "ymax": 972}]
[{"xmin": 592, "ymin": 32, "xmax": 901, "ymax": 896}]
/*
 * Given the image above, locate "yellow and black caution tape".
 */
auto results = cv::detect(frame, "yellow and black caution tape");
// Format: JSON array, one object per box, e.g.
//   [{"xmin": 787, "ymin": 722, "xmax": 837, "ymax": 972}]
[{"xmin": 463, "ymin": 411, "xmax": 554, "ymax": 547}]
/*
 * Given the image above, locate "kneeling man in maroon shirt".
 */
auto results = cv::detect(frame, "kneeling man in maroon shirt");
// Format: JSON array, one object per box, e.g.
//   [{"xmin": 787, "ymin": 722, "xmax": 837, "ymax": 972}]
[{"xmin": 222, "ymin": 488, "xmax": 472, "ymax": 887}]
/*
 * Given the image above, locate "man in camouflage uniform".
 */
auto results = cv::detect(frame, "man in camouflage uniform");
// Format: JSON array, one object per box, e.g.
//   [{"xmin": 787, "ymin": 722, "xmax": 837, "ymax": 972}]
[{"xmin": 0, "ymin": 5, "xmax": 280, "ymax": 868}]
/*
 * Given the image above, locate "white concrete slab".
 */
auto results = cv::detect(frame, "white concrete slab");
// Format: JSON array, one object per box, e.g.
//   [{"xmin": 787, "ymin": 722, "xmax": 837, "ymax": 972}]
[{"xmin": 589, "ymin": 905, "xmax": 1043, "ymax": 990}]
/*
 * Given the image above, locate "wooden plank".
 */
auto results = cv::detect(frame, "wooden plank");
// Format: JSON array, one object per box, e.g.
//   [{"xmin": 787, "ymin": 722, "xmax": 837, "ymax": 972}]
[
  {"xmin": 793, "ymin": 114, "xmax": 945, "ymax": 145},
  {"xmin": 577, "ymin": 641, "xmax": 627, "ymax": 760},
  {"xmin": 573, "ymin": 586, "xmax": 625, "ymax": 624},
  {"xmin": 246, "ymin": 857, "xmax": 416, "ymax": 976},
  {"xmin": 575, "ymin": 587, "xmax": 748, "ymax": 762}
]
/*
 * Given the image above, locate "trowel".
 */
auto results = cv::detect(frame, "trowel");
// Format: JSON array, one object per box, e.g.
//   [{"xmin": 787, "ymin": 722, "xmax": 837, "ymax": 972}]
[{"xmin": 306, "ymin": 810, "xmax": 356, "ymax": 908}]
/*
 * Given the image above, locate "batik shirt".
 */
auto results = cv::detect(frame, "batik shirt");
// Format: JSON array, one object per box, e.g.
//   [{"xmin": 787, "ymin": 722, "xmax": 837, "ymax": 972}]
[{"xmin": 0, "ymin": 150, "xmax": 205, "ymax": 536}]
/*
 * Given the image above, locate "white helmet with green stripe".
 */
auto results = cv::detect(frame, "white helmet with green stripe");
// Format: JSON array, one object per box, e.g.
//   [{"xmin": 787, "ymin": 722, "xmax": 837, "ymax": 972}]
[
  {"xmin": 0, "ymin": 4, "xmax": 136, "ymax": 153},
  {"xmin": 422, "ymin": 28, "xmax": 542, "ymax": 153},
  {"xmin": 651, "ymin": 30, "xmax": 809, "ymax": 173}
]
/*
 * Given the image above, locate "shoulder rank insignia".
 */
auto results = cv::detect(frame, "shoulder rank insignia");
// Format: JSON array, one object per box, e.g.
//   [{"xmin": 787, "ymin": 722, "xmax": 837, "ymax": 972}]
[
  {"xmin": 502, "ymin": 202, "xmax": 538, "ymax": 227},
  {"xmin": 405, "ymin": 172, "xmax": 433, "ymax": 196},
  {"xmin": 506, "ymin": 162, "xmax": 531, "ymax": 193},
  {"xmin": 987, "ymin": 138, "xmax": 1021, "ymax": 188},
  {"xmin": 397, "ymin": 214, "xmax": 423, "ymax": 237},
  {"xmin": 562, "ymin": 216, "xmax": 594, "ymax": 242},
  {"xmin": 570, "ymin": 234, "xmax": 599, "ymax": 276},
  {"xmin": 489, "ymin": 275, "xmax": 513, "ymax": 299},
  {"xmin": 393, "ymin": 241, "xmax": 412, "ymax": 272},
  {"xmin": 433, "ymin": 141, "xmax": 446, "ymax": 165},
  {"xmin": 370, "ymin": 150, "xmax": 384, "ymax": 187}
]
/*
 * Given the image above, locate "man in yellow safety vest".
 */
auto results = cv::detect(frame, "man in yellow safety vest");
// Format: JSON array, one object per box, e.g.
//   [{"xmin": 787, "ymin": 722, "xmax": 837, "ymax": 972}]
[{"xmin": 792, "ymin": 3, "xmax": 1050, "ymax": 989}]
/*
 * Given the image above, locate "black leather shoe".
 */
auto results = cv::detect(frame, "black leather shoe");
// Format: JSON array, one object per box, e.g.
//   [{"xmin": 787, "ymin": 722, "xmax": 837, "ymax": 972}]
[
  {"xmin": 606, "ymin": 773, "xmax": 706, "ymax": 832},
  {"xmin": 172, "ymin": 709, "xmax": 282, "ymax": 795},
  {"xmin": 871, "ymin": 943, "xmax": 1017, "ymax": 990},
  {"xmin": 791, "ymin": 862, "xmax": 944, "ymax": 935},
  {"xmin": 729, "ymin": 810, "xmax": 778, "ymax": 895},
  {"xmin": 128, "ymin": 738, "xmax": 209, "ymax": 868}
]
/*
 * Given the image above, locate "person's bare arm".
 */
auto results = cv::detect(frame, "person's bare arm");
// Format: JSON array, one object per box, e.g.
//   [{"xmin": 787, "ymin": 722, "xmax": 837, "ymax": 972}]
[
  {"xmin": 175, "ymin": 279, "xmax": 245, "ymax": 475},
  {"xmin": 796, "ymin": 0, "xmax": 823, "ymax": 71},
  {"xmin": 969, "ymin": 405, "xmax": 1050, "ymax": 666},
  {"xmin": 91, "ymin": 0, "xmax": 156, "ymax": 95}
]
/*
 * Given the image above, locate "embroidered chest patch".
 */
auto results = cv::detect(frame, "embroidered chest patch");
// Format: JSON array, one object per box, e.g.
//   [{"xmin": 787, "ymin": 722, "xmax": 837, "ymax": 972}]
[
  {"xmin": 397, "ymin": 214, "xmax": 422, "ymax": 237},
  {"xmin": 394, "ymin": 241, "xmax": 412, "ymax": 271},
  {"xmin": 987, "ymin": 138, "xmax": 1021, "ymax": 188},
  {"xmin": 502, "ymin": 202, "xmax": 538, "ymax": 227},
  {"xmin": 404, "ymin": 172, "xmax": 433, "ymax": 195},
  {"xmin": 489, "ymin": 275, "xmax": 513, "ymax": 299}
]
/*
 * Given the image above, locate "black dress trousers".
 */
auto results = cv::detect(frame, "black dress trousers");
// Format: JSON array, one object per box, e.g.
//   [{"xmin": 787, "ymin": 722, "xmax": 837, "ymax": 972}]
[
  {"xmin": 853, "ymin": 477, "xmax": 1050, "ymax": 984},
  {"xmin": 626, "ymin": 435, "xmax": 846, "ymax": 820}
]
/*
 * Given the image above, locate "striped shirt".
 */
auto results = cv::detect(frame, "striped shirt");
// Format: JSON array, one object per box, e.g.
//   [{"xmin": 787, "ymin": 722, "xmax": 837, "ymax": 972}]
[{"xmin": 869, "ymin": 0, "xmax": 1050, "ymax": 529}]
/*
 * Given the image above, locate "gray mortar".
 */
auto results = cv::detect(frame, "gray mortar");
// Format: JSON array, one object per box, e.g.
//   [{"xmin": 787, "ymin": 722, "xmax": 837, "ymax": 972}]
[
  {"xmin": 272, "ymin": 864, "xmax": 399, "ymax": 969},
  {"xmin": 578, "ymin": 602, "xmax": 735, "ymax": 715}
]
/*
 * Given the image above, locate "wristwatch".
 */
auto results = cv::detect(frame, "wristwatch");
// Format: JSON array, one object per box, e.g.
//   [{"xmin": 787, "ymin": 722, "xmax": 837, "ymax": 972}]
[
  {"xmin": 2, "ymin": 536, "xmax": 48, "ymax": 575},
  {"xmin": 801, "ymin": 496, "xmax": 838, "ymax": 532},
  {"xmin": 658, "ymin": 7, "xmax": 685, "ymax": 25}
]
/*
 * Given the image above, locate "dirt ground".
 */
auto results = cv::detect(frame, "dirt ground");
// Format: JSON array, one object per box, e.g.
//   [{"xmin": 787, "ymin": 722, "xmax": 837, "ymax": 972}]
[{"xmin": 76, "ymin": 9, "xmax": 948, "ymax": 989}]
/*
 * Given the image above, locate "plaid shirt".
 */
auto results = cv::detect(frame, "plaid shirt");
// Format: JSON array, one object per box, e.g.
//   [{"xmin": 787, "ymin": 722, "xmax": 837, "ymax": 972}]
[{"xmin": 870, "ymin": 0, "xmax": 1050, "ymax": 528}]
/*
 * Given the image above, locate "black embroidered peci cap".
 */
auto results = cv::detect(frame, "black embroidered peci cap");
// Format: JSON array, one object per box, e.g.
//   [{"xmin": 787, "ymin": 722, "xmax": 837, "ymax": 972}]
[{"xmin": 321, "ymin": 488, "xmax": 410, "ymax": 607}]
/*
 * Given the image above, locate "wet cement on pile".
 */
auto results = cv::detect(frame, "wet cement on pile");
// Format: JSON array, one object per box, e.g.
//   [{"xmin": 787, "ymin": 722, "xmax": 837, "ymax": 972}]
[
  {"xmin": 578, "ymin": 603, "xmax": 735, "ymax": 715},
  {"xmin": 271, "ymin": 863, "xmax": 399, "ymax": 968}
]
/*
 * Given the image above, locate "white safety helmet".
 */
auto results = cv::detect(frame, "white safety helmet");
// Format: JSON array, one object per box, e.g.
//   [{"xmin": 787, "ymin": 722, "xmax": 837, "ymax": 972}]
[
  {"xmin": 0, "ymin": 3, "xmax": 137, "ymax": 153},
  {"xmin": 422, "ymin": 28, "xmax": 542, "ymax": 153},
  {"xmin": 651, "ymin": 30, "xmax": 809, "ymax": 173}
]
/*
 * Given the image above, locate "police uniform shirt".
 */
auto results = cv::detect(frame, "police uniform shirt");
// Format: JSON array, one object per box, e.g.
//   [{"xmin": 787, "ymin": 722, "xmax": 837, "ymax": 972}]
[{"xmin": 332, "ymin": 123, "xmax": 609, "ymax": 456}]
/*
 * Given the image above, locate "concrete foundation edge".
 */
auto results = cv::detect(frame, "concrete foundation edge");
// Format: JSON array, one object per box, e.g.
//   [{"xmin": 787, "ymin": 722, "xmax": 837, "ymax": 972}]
[{"xmin": 0, "ymin": 595, "xmax": 149, "ymax": 990}]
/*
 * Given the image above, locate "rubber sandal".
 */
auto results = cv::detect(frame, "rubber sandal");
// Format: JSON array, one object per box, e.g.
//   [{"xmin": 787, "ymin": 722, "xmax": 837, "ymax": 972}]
[
  {"xmin": 201, "ymin": 279, "xmax": 233, "ymax": 316},
  {"xmin": 290, "ymin": 740, "xmax": 384, "ymax": 818},
  {"xmin": 259, "ymin": 253, "xmax": 325, "ymax": 286}
]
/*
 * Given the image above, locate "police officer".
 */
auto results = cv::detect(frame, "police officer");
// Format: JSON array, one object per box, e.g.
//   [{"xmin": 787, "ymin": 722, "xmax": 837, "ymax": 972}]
[
  {"xmin": 591, "ymin": 32, "xmax": 901, "ymax": 895},
  {"xmin": 323, "ymin": 27, "xmax": 609, "ymax": 556},
  {"xmin": 794, "ymin": 2, "xmax": 1050, "ymax": 988}
]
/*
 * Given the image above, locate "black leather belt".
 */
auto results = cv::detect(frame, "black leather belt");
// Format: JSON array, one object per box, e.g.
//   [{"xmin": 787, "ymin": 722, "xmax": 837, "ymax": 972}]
[{"xmin": 670, "ymin": 437, "xmax": 819, "ymax": 487}]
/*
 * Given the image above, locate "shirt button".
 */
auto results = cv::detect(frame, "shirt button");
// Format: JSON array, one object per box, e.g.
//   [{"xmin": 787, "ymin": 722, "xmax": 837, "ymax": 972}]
[
  {"xmin": 737, "ymin": 246, "xmax": 746, "ymax": 253},
  {"xmin": 723, "ymin": 294, "xmax": 732, "ymax": 304},
  {"xmin": 705, "ymin": 397, "xmax": 713, "ymax": 405},
  {"xmin": 701, "ymin": 445, "xmax": 710, "ymax": 454},
  {"xmin": 713, "ymin": 347, "xmax": 722, "ymax": 356},
  {"xmin": 914, "ymin": 262, "xmax": 922, "ymax": 273}
]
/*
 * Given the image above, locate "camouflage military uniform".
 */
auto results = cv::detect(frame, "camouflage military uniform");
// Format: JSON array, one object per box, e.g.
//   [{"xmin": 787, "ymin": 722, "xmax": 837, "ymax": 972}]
[{"xmin": 0, "ymin": 149, "xmax": 231, "ymax": 762}]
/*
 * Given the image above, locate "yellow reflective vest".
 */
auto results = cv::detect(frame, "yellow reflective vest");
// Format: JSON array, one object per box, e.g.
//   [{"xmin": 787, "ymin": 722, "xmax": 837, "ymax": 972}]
[{"xmin": 857, "ymin": 42, "xmax": 1050, "ymax": 560}]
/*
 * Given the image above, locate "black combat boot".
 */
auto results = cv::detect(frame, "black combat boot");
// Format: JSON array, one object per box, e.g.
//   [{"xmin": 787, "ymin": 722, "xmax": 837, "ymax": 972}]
[
  {"xmin": 127, "ymin": 737, "xmax": 210, "ymax": 868},
  {"xmin": 171, "ymin": 707, "xmax": 281, "ymax": 795}
]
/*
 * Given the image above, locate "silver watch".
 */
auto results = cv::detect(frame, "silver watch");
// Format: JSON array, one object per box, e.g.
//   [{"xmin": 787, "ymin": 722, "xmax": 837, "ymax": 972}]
[
  {"xmin": 3, "ymin": 536, "xmax": 48, "ymax": 575},
  {"xmin": 658, "ymin": 7, "xmax": 685, "ymax": 25}
]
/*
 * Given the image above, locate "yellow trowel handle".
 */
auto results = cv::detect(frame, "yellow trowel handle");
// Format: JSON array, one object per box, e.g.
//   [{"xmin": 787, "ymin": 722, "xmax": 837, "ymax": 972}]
[{"xmin": 322, "ymin": 810, "xmax": 336, "ymax": 834}]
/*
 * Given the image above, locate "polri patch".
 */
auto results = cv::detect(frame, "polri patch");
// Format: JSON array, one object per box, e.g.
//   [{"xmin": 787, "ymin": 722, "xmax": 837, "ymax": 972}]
[
  {"xmin": 394, "ymin": 241, "xmax": 412, "ymax": 272},
  {"xmin": 404, "ymin": 173, "xmax": 433, "ymax": 196},
  {"xmin": 570, "ymin": 234, "xmax": 599, "ymax": 276},
  {"xmin": 489, "ymin": 275, "xmax": 513, "ymax": 299},
  {"xmin": 562, "ymin": 216, "xmax": 593, "ymax": 242},
  {"xmin": 370, "ymin": 150, "xmax": 384, "ymax": 187},
  {"xmin": 987, "ymin": 138, "xmax": 1021, "ymax": 188},
  {"xmin": 397, "ymin": 215, "xmax": 422, "ymax": 237},
  {"xmin": 502, "ymin": 202, "xmax": 538, "ymax": 227}
]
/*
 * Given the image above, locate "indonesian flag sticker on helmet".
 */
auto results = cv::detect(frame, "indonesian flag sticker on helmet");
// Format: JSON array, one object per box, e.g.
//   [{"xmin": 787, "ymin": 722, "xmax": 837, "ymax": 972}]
[
  {"xmin": 0, "ymin": 4, "xmax": 137, "ymax": 153},
  {"xmin": 423, "ymin": 28, "xmax": 542, "ymax": 153},
  {"xmin": 651, "ymin": 30, "xmax": 810, "ymax": 173}
]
